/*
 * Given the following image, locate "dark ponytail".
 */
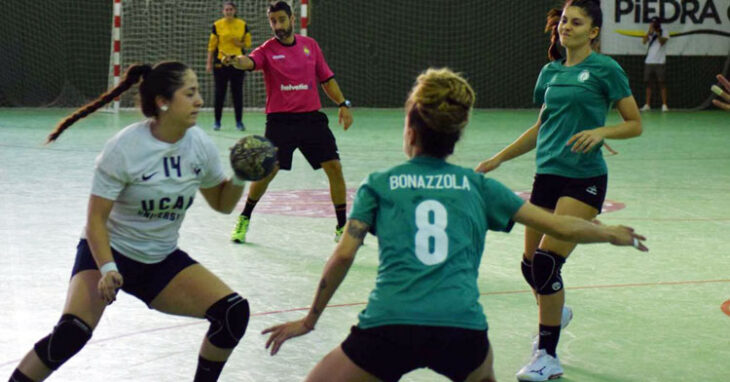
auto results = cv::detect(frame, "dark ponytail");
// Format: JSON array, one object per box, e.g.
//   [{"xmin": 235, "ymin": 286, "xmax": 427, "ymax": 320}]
[
  {"xmin": 47, "ymin": 61, "xmax": 189, "ymax": 143},
  {"xmin": 546, "ymin": 0, "xmax": 603, "ymax": 62},
  {"xmin": 46, "ymin": 64, "xmax": 152, "ymax": 143},
  {"xmin": 546, "ymin": 8, "xmax": 562, "ymax": 61}
]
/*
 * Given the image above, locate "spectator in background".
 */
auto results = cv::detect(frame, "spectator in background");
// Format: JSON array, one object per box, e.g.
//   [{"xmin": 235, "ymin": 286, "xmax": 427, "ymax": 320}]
[
  {"xmin": 207, "ymin": 2, "xmax": 252, "ymax": 131},
  {"xmin": 640, "ymin": 17, "xmax": 670, "ymax": 112}
]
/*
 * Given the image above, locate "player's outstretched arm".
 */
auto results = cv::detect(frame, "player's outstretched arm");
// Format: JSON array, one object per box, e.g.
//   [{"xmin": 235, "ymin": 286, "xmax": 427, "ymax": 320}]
[
  {"xmin": 262, "ymin": 219, "xmax": 368, "ymax": 355},
  {"xmin": 475, "ymin": 106, "xmax": 543, "ymax": 173},
  {"xmin": 225, "ymin": 54, "xmax": 255, "ymax": 70},
  {"xmin": 513, "ymin": 202, "xmax": 648, "ymax": 251}
]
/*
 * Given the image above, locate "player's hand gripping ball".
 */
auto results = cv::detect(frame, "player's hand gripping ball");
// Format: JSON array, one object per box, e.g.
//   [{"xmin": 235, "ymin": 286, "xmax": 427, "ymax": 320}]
[{"xmin": 230, "ymin": 135, "xmax": 277, "ymax": 181}]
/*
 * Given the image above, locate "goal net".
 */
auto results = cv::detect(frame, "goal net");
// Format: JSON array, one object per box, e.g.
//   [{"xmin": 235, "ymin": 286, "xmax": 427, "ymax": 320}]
[
  {"xmin": 0, "ymin": 0, "xmax": 298, "ymax": 109},
  {"xmin": 116, "ymin": 0, "xmax": 300, "ymax": 110}
]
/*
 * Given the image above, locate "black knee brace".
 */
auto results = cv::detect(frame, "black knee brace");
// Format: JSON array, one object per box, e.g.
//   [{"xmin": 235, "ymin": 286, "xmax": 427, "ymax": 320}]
[
  {"xmin": 205, "ymin": 293, "xmax": 249, "ymax": 349},
  {"xmin": 531, "ymin": 249, "xmax": 566, "ymax": 295},
  {"xmin": 521, "ymin": 255, "xmax": 536, "ymax": 289},
  {"xmin": 33, "ymin": 314, "xmax": 92, "ymax": 370},
  {"xmin": 10, "ymin": 368, "xmax": 35, "ymax": 382}
]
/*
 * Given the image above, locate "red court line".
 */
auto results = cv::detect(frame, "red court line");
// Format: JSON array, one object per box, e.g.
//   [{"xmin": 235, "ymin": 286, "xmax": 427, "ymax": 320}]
[{"xmin": 2, "ymin": 278, "xmax": 729, "ymax": 367}]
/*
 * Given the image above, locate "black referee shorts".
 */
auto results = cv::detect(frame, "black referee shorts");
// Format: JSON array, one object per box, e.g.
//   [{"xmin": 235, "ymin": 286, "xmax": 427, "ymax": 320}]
[
  {"xmin": 265, "ymin": 111, "xmax": 339, "ymax": 170},
  {"xmin": 71, "ymin": 239, "xmax": 198, "ymax": 307},
  {"xmin": 341, "ymin": 324, "xmax": 490, "ymax": 382}
]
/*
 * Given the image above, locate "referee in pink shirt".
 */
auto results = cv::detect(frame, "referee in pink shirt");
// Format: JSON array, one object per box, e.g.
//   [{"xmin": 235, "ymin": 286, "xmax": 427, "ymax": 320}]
[{"xmin": 227, "ymin": 1, "xmax": 353, "ymax": 244}]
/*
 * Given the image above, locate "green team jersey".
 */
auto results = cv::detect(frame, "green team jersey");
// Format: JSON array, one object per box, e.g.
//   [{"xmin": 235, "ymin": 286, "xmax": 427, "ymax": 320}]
[
  {"xmin": 533, "ymin": 52, "xmax": 632, "ymax": 178},
  {"xmin": 349, "ymin": 156, "xmax": 525, "ymax": 330}
]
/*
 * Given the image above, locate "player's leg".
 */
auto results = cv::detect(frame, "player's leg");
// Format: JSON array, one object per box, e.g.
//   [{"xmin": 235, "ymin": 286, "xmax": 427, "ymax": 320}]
[
  {"xmin": 658, "ymin": 65, "xmax": 668, "ymax": 110},
  {"xmin": 212, "ymin": 66, "xmax": 229, "ymax": 129},
  {"xmin": 13, "ymin": 268, "xmax": 107, "ymax": 382},
  {"xmin": 246, "ymin": 165, "xmax": 280, "ymax": 201},
  {"xmin": 644, "ymin": 85, "xmax": 652, "ymax": 108},
  {"xmin": 232, "ymin": 114, "xmax": 295, "ymax": 243},
  {"xmin": 523, "ymin": 221, "xmax": 547, "ymax": 293},
  {"xmin": 535, "ymin": 173, "xmax": 604, "ymax": 332},
  {"xmin": 523, "ymin": 174, "xmax": 561, "ymax": 298},
  {"xmin": 305, "ymin": 346, "xmax": 380, "ymax": 382},
  {"xmin": 231, "ymin": 69, "xmax": 245, "ymax": 130},
  {"xmin": 642, "ymin": 65, "xmax": 653, "ymax": 110},
  {"xmin": 149, "ymin": 257, "xmax": 248, "ymax": 382},
  {"xmin": 300, "ymin": 112, "xmax": 347, "ymax": 239},
  {"xmin": 524, "ymin": 196, "xmax": 596, "ymax": 369},
  {"xmin": 427, "ymin": 327, "xmax": 493, "ymax": 382},
  {"xmin": 518, "ymin": 174, "xmax": 604, "ymax": 381},
  {"xmin": 310, "ymin": 325, "xmax": 417, "ymax": 382},
  {"xmin": 321, "ymin": 159, "xmax": 347, "ymax": 237},
  {"xmin": 320, "ymin": 160, "xmax": 346, "ymax": 206},
  {"xmin": 464, "ymin": 341, "xmax": 496, "ymax": 382}
]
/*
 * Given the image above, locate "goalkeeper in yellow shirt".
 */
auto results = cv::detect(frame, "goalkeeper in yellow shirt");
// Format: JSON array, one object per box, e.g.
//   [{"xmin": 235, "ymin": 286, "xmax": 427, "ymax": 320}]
[{"xmin": 207, "ymin": 1, "xmax": 251, "ymax": 131}]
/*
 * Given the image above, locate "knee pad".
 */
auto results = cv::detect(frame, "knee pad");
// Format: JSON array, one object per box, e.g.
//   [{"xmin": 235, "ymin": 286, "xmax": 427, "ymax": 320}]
[
  {"xmin": 531, "ymin": 249, "xmax": 566, "ymax": 295},
  {"xmin": 10, "ymin": 369, "xmax": 35, "ymax": 382},
  {"xmin": 521, "ymin": 256, "xmax": 536, "ymax": 289},
  {"xmin": 205, "ymin": 293, "xmax": 250, "ymax": 349},
  {"xmin": 33, "ymin": 314, "xmax": 92, "ymax": 370}
]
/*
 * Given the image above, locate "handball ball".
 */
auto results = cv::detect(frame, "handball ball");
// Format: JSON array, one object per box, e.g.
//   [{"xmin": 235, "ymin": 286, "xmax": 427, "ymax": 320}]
[{"xmin": 230, "ymin": 135, "xmax": 277, "ymax": 181}]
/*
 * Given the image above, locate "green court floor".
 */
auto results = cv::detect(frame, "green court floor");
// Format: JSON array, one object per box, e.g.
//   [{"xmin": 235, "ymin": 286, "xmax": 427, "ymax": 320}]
[{"xmin": 1, "ymin": 107, "xmax": 728, "ymax": 381}]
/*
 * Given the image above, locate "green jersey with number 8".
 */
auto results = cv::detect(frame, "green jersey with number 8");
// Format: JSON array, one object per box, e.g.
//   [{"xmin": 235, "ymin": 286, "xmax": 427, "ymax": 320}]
[{"xmin": 349, "ymin": 156, "xmax": 525, "ymax": 330}]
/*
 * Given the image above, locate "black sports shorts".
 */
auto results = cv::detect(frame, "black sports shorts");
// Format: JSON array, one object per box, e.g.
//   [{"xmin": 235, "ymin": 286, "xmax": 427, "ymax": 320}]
[
  {"xmin": 529, "ymin": 173, "xmax": 608, "ymax": 212},
  {"xmin": 71, "ymin": 239, "xmax": 198, "ymax": 306},
  {"xmin": 341, "ymin": 324, "xmax": 489, "ymax": 382},
  {"xmin": 265, "ymin": 111, "xmax": 339, "ymax": 170}
]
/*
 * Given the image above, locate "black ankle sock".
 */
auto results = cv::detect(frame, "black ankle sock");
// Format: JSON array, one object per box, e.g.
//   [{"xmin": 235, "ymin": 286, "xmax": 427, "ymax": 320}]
[
  {"xmin": 10, "ymin": 369, "xmax": 34, "ymax": 382},
  {"xmin": 241, "ymin": 198, "xmax": 258, "ymax": 217},
  {"xmin": 538, "ymin": 324, "xmax": 561, "ymax": 357},
  {"xmin": 193, "ymin": 356, "xmax": 226, "ymax": 382},
  {"xmin": 334, "ymin": 203, "xmax": 347, "ymax": 228}
]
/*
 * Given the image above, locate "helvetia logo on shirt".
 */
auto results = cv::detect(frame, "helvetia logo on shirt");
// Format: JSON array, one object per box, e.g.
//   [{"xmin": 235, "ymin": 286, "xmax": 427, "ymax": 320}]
[
  {"xmin": 578, "ymin": 70, "xmax": 590, "ymax": 82},
  {"xmin": 280, "ymin": 83, "xmax": 309, "ymax": 91},
  {"xmin": 303, "ymin": 46, "xmax": 310, "ymax": 56}
]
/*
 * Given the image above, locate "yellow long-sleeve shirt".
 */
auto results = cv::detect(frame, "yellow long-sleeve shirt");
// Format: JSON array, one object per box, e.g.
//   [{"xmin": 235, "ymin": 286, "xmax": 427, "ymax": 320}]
[{"xmin": 208, "ymin": 18, "xmax": 251, "ymax": 62}]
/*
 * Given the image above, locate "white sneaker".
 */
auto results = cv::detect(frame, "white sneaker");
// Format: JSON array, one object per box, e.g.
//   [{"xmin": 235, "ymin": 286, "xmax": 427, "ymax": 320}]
[
  {"xmin": 531, "ymin": 305, "xmax": 573, "ymax": 353},
  {"xmin": 516, "ymin": 349, "xmax": 564, "ymax": 381},
  {"xmin": 640, "ymin": 104, "xmax": 651, "ymax": 112},
  {"xmin": 661, "ymin": 104, "xmax": 669, "ymax": 112}
]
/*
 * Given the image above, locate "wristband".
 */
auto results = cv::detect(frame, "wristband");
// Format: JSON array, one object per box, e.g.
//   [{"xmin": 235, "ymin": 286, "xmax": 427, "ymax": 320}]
[
  {"xmin": 231, "ymin": 177, "xmax": 247, "ymax": 187},
  {"xmin": 100, "ymin": 262, "xmax": 118, "ymax": 276},
  {"xmin": 338, "ymin": 100, "xmax": 351, "ymax": 108}
]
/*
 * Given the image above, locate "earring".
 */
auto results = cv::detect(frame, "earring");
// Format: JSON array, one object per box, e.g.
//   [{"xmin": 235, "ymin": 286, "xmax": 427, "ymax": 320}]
[{"xmin": 160, "ymin": 104, "xmax": 168, "ymax": 112}]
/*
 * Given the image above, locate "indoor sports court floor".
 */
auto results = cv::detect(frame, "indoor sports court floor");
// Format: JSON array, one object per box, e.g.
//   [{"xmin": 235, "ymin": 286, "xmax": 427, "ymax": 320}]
[{"xmin": 1, "ymin": 107, "xmax": 728, "ymax": 381}]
